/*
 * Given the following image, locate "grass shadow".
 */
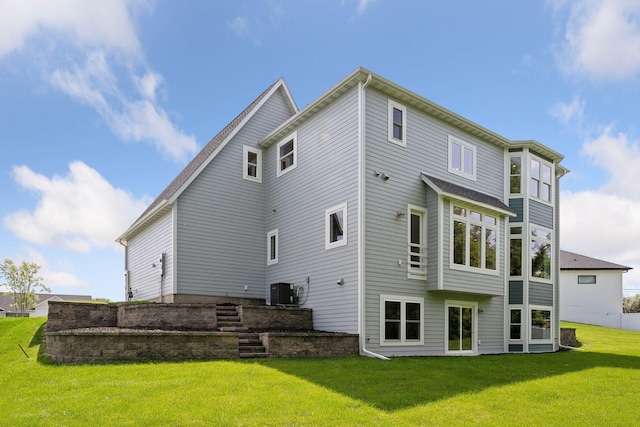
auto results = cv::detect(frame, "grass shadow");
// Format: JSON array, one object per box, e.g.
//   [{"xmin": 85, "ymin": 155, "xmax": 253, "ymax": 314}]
[{"xmin": 254, "ymin": 350, "xmax": 640, "ymax": 412}]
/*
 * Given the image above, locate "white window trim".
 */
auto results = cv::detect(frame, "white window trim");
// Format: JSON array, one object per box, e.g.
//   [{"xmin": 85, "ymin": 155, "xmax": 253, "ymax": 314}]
[
  {"xmin": 325, "ymin": 202, "xmax": 348, "ymax": 250},
  {"xmin": 379, "ymin": 294, "xmax": 424, "ymax": 346},
  {"xmin": 276, "ymin": 131, "xmax": 297, "ymax": 177},
  {"xmin": 267, "ymin": 229, "xmax": 278, "ymax": 265},
  {"xmin": 508, "ymin": 305, "xmax": 524, "ymax": 342},
  {"xmin": 529, "ymin": 305, "xmax": 553, "ymax": 344},
  {"xmin": 509, "ymin": 223, "xmax": 524, "ymax": 279},
  {"xmin": 448, "ymin": 135, "xmax": 477, "ymax": 181},
  {"xmin": 449, "ymin": 204, "xmax": 500, "ymax": 276},
  {"xmin": 530, "ymin": 225, "xmax": 553, "ymax": 283},
  {"xmin": 242, "ymin": 145, "xmax": 262, "ymax": 183},
  {"xmin": 508, "ymin": 154, "xmax": 522, "ymax": 196},
  {"xmin": 407, "ymin": 204, "xmax": 427, "ymax": 279},
  {"xmin": 529, "ymin": 155, "xmax": 554, "ymax": 206},
  {"xmin": 387, "ymin": 99, "xmax": 407, "ymax": 147},
  {"xmin": 445, "ymin": 300, "xmax": 478, "ymax": 355}
]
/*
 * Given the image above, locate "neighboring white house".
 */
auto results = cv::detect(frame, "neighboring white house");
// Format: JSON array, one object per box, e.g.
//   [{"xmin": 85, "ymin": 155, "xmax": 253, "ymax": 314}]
[
  {"xmin": 118, "ymin": 67, "xmax": 568, "ymax": 356},
  {"xmin": 0, "ymin": 294, "xmax": 93, "ymax": 317},
  {"xmin": 560, "ymin": 250, "xmax": 632, "ymax": 329}
]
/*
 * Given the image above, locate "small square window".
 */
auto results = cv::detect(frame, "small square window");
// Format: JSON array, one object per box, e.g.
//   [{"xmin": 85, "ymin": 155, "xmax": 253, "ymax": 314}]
[
  {"xmin": 267, "ymin": 229, "xmax": 278, "ymax": 265},
  {"xmin": 325, "ymin": 203, "xmax": 347, "ymax": 250},
  {"xmin": 388, "ymin": 100, "xmax": 407, "ymax": 147},
  {"xmin": 243, "ymin": 146, "xmax": 262, "ymax": 183},
  {"xmin": 276, "ymin": 132, "xmax": 297, "ymax": 177}
]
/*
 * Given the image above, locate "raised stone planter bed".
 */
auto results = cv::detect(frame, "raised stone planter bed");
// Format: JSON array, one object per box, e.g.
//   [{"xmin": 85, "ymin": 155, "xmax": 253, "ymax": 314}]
[
  {"xmin": 117, "ymin": 303, "xmax": 218, "ymax": 331},
  {"xmin": 239, "ymin": 305, "xmax": 313, "ymax": 331}
]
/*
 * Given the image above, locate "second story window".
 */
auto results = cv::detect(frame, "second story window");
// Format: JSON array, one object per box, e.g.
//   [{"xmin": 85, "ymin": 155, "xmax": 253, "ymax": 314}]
[
  {"xmin": 388, "ymin": 100, "xmax": 407, "ymax": 146},
  {"xmin": 509, "ymin": 156, "xmax": 521, "ymax": 194},
  {"xmin": 276, "ymin": 132, "xmax": 297, "ymax": 177},
  {"xmin": 530, "ymin": 157, "xmax": 552, "ymax": 202},
  {"xmin": 408, "ymin": 206, "xmax": 427, "ymax": 278},
  {"xmin": 243, "ymin": 146, "xmax": 262, "ymax": 183},
  {"xmin": 448, "ymin": 136, "xmax": 476, "ymax": 180}
]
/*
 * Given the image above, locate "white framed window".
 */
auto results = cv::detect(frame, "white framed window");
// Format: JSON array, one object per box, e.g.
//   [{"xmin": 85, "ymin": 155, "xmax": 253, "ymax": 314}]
[
  {"xmin": 243, "ymin": 146, "xmax": 262, "ymax": 183},
  {"xmin": 380, "ymin": 295, "xmax": 424, "ymax": 346},
  {"xmin": 267, "ymin": 229, "xmax": 278, "ymax": 265},
  {"xmin": 531, "ymin": 226, "xmax": 552, "ymax": 281},
  {"xmin": 448, "ymin": 135, "xmax": 476, "ymax": 180},
  {"xmin": 509, "ymin": 225, "xmax": 523, "ymax": 277},
  {"xmin": 388, "ymin": 99, "xmax": 407, "ymax": 147},
  {"xmin": 445, "ymin": 300, "xmax": 477, "ymax": 354},
  {"xmin": 509, "ymin": 155, "xmax": 522, "ymax": 195},
  {"xmin": 325, "ymin": 203, "xmax": 347, "ymax": 250},
  {"xmin": 530, "ymin": 157, "xmax": 553, "ymax": 203},
  {"xmin": 578, "ymin": 275, "xmax": 596, "ymax": 284},
  {"xmin": 451, "ymin": 205, "xmax": 498, "ymax": 274},
  {"xmin": 407, "ymin": 205, "xmax": 427, "ymax": 279},
  {"xmin": 530, "ymin": 306, "xmax": 553, "ymax": 344},
  {"xmin": 509, "ymin": 307, "xmax": 522, "ymax": 341},
  {"xmin": 276, "ymin": 131, "xmax": 297, "ymax": 177}
]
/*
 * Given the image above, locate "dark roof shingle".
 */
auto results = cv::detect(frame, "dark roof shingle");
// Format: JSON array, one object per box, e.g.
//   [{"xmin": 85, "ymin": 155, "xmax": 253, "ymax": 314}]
[{"xmin": 560, "ymin": 250, "xmax": 632, "ymax": 271}]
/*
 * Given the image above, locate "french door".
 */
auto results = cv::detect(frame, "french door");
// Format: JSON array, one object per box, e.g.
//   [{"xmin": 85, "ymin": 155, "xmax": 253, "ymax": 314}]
[{"xmin": 446, "ymin": 301, "xmax": 477, "ymax": 354}]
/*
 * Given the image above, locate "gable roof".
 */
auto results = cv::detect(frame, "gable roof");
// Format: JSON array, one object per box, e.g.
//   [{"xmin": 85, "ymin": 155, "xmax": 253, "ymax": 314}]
[
  {"xmin": 421, "ymin": 174, "xmax": 516, "ymax": 217},
  {"xmin": 117, "ymin": 78, "xmax": 297, "ymax": 244},
  {"xmin": 560, "ymin": 250, "xmax": 632, "ymax": 271}
]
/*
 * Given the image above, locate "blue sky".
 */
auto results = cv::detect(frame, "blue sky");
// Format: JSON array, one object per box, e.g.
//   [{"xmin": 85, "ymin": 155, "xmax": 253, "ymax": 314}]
[{"xmin": 1, "ymin": 0, "xmax": 640, "ymax": 301}]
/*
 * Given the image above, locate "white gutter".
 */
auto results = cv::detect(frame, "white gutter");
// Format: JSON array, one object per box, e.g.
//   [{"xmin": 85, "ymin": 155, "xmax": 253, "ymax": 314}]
[{"xmin": 358, "ymin": 74, "xmax": 390, "ymax": 361}]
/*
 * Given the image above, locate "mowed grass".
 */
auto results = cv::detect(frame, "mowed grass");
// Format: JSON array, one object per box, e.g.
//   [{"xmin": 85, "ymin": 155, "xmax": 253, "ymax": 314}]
[{"xmin": 2, "ymin": 318, "xmax": 640, "ymax": 426}]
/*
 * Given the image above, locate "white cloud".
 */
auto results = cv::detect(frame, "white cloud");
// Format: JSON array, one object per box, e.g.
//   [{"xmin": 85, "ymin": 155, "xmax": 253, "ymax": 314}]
[
  {"xmin": 549, "ymin": 95, "xmax": 585, "ymax": 126},
  {"xmin": 49, "ymin": 51, "xmax": 198, "ymax": 162},
  {"xmin": 557, "ymin": 0, "xmax": 640, "ymax": 80},
  {"xmin": 3, "ymin": 161, "xmax": 150, "ymax": 252},
  {"xmin": 0, "ymin": 0, "xmax": 143, "ymax": 58},
  {"xmin": 0, "ymin": 0, "xmax": 198, "ymax": 162},
  {"xmin": 561, "ymin": 127, "xmax": 640, "ymax": 289}
]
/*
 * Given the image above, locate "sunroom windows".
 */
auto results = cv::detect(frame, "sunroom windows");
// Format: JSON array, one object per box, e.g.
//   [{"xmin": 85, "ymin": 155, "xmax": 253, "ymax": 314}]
[
  {"xmin": 451, "ymin": 205, "xmax": 498, "ymax": 273},
  {"xmin": 380, "ymin": 295, "xmax": 424, "ymax": 345},
  {"xmin": 531, "ymin": 227, "xmax": 552, "ymax": 280}
]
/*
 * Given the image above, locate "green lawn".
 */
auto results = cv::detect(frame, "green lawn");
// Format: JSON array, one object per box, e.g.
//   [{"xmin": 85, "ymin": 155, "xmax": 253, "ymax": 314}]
[{"xmin": 2, "ymin": 318, "xmax": 640, "ymax": 426}]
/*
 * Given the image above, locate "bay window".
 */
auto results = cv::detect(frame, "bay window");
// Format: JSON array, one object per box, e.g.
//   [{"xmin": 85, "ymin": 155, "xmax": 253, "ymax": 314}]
[{"xmin": 451, "ymin": 205, "xmax": 498, "ymax": 273}]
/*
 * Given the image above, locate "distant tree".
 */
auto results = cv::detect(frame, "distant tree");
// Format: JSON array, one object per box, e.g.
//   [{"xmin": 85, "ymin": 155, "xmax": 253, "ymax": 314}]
[
  {"xmin": 0, "ymin": 259, "xmax": 51, "ymax": 312},
  {"xmin": 623, "ymin": 294, "xmax": 640, "ymax": 313}
]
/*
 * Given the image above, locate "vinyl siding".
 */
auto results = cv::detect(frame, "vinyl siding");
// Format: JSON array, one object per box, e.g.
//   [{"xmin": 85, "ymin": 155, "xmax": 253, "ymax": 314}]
[
  {"xmin": 175, "ymin": 88, "xmax": 294, "ymax": 298},
  {"xmin": 529, "ymin": 199, "xmax": 553, "ymax": 229},
  {"xmin": 509, "ymin": 198, "xmax": 524, "ymax": 222},
  {"xmin": 127, "ymin": 210, "xmax": 173, "ymax": 301},
  {"xmin": 509, "ymin": 280, "xmax": 523, "ymax": 304},
  {"xmin": 264, "ymin": 86, "xmax": 360, "ymax": 333},
  {"xmin": 362, "ymin": 88, "xmax": 507, "ymax": 355},
  {"xmin": 529, "ymin": 281, "xmax": 553, "ymax": 305}
]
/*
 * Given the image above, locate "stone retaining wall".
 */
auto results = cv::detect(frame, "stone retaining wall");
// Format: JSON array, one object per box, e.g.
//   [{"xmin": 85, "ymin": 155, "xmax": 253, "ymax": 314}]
[
  {"xmin": 239, "ymin": 305, "xmax": 313, "ymax": 330},
  {"xmin": 117, "ymin": 303, "xmax": 218, "ymax": 330},
  {"xmin": 262, "ymin": 332, "xmax": 359, "ymax": 357},
  {"xmin": 560, "ymin": 327, "xmax": 577, "ymax": 347},
  {"xmin": 47, "ymin": 302, "xmax": 118, "ymax": 332},
  {"xmin": 46, "ymin": 329, "xmax": 238, "ymax": 363}
]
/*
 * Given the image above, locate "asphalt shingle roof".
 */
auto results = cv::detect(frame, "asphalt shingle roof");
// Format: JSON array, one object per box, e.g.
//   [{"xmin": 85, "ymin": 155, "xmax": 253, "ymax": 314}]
[
  {"xmin": 560, "ymin": 250, "xmax": 632, "ymax": 271},
  {"xmin": 422, "ymin": 174, "xmax": 514, "ymax": 214}
]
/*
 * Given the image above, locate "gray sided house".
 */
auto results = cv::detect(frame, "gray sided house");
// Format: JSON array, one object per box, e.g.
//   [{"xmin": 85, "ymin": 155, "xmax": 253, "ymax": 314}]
[{"xmin": 118, "ymin": 67, "xmax": 567, "ymax": 357}]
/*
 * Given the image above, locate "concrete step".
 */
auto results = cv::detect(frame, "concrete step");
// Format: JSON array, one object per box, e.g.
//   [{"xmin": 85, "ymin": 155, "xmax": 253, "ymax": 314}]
[
  {"xmin": 219, "ymin": 326, "xmax": 249, "ymax": 332},
  {"xmin": 239, "ymin": 345, "xmax": 266, "ymax": 353},
  {"xmin": 239, "ymin": 352, "xmax": 268, "ymax": 359},
  {"xmin": 217, "ymin": 316, "xmax": 240, "ymax": 322}
]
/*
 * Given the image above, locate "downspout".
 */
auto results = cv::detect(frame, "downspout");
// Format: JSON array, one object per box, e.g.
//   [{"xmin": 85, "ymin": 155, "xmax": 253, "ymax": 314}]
[{"xmin": 358, "ymin": 73, "xmax": 389, "ymax": 361}]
